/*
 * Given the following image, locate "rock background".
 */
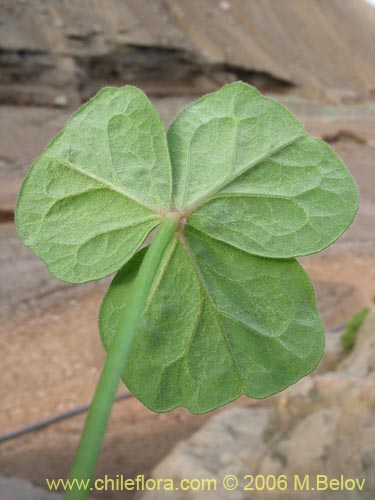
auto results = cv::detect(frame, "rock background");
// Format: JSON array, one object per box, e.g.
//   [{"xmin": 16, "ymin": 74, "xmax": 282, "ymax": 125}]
[
  {"xmin": 139, "ymin": 312, "xmax": 375, "ymax": 500},
  {"xmin": 0, "ymin": 0, "xmax": 374, "ymax": 107},
  {"xmin": 0, "ymin": 2, "xmax": 374, "ymax": 499},
  {"xmin": 0, "ymin": 475, "xmax": 61, "ymax": 500}
]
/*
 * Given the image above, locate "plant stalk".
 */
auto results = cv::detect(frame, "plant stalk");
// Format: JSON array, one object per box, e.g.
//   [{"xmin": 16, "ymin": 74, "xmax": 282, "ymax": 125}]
[{"xmin": 64, "ymin": 216, "xmax": 178, "ymax": 499}]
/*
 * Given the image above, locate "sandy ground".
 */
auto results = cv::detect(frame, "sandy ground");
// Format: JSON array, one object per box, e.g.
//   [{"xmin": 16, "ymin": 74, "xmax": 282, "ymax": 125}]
[
  {"xmin": 0, "ymin": 252, "xmax": 373, "ymax": 500},
  {"xmin": 0, "ymin": 280, "xmax": 265, "ymax": 498},
  {"xmin": 0, "ymin": 96, "xmax": 374, "ymax": 498}
]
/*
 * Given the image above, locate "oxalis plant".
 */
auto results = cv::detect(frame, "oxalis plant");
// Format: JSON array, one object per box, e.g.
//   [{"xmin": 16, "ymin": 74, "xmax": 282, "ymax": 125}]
[{"xmin": 16, "ymin": 82, "xmax": 358, "ymax": 498}]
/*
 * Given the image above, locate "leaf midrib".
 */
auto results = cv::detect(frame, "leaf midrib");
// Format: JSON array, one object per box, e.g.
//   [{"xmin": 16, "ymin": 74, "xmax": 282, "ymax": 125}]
[
  {"xmin": 179, "ymin": 233, "xmax": 245, "ymax": 392},
  {"xmin": 44, "ymin": 153, "xmax": 163, "ymax": 214},
  {"xmin": 184, "ymin": 131, "xmax": 306, "ymax": 213}
]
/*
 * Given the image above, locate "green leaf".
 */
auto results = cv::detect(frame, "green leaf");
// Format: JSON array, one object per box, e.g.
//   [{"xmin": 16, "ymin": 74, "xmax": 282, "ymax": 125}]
[
  {"xmin": 168, "ymin": 82, "xmax": 358, "ymax": 258},
  {"xmin": 100, "ymin": 226, "xmax": 324, "ymax": 413},
  {"xmin": 16, "ymin": 86, "xmax": 171, "ymax": 283},
  {"xmin": 16, "ymin": 81, "xmax": 358, "ymax": 415}
]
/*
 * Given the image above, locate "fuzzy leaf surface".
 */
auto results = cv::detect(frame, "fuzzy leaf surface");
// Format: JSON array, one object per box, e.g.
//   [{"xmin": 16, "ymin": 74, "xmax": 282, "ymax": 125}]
[
  {"xmin": 15, "ymin": 82, "xmax": 358, "ymax": 413},
  {"xmin": 99, "ymin": 227, "xmax": 324, "ymax": 413},
  {"xmin": 168, "ymin": 82, "xmax": 358, "ymax": 258},
  {"xmin": 16, "ymin": 87, "xmax": 171, "ymax": 283}
]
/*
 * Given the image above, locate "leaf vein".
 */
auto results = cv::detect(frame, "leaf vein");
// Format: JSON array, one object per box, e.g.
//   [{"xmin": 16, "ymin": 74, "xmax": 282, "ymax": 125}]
[
  {"xmin": 44, "ymin": 153, "xmax": 160, "ymax": 213},
  {"xmin": 179, "ymin": 234, "xmax": 245, "ymax": 391}
]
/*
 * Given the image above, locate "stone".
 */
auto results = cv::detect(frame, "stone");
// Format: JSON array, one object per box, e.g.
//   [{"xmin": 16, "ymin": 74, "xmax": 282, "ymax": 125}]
[
  {"xmin": 53, "ymin": 95, "xmax": 69, "ymax": 107},
  {"xmin": 0, "ymin": 223, "xmax": 70, "ymax": 319},
  {"xmin": 140, "ymin": 407, "xmax": 269, "ymax": 499},
  {"xmin": 0, "ymin": 475, "xmax": 61, "ymax": 500},
  {"xmin": 0, "ymin": 0, "xmax": 373, "ymax": 105},
  {"xmin": 140, "ymin": 312, "xmax": 375, "ymax": 500},
  {"xmin": 313, "ymin": 331, "xmax": 345, "ymax": 374}
]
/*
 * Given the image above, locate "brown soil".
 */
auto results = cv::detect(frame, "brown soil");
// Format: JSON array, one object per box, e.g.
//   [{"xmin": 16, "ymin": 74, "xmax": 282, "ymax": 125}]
[
  {"xmin": 0, "ymin": 249, "xmax": 374, "ymax": 499},
  {"xmin": 0, "ymin": 284, "xmax": 265, "ymax": 499}
]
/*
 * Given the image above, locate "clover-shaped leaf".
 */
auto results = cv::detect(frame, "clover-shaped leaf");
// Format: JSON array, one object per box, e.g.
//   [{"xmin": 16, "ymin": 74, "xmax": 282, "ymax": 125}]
[
  {"xmin": 99, "ymin": 227, "xmax": 325, "ymax": 412},
  {"xmin": 16, "ymin": 87, "xmax": 171, "ymax": 283},
  {"xmin": 16, "ymin": 82, "xmax": 358, "ymax": 414},
  {"xmin": 168, "ymin": 83, "xmax": 358, "ymax": 258}
]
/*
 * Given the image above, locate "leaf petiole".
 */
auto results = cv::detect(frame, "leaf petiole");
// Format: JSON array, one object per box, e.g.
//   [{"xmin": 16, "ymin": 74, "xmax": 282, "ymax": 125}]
[{"xmin": 64, "ymin": 215, "xmax": 178, "ymax": 500}]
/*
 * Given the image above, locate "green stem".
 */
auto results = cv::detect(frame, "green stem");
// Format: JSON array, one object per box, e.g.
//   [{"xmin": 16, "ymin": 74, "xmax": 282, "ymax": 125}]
[{"xmin": 64, "ymin": 216, "xmax": 178, "ymax": 500}]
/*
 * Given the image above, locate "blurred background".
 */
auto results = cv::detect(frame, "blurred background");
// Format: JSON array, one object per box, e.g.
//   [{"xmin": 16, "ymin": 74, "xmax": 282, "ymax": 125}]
[{"xmin": 0, "ymin": 1, "xmax": 374, "ymax": 499}]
